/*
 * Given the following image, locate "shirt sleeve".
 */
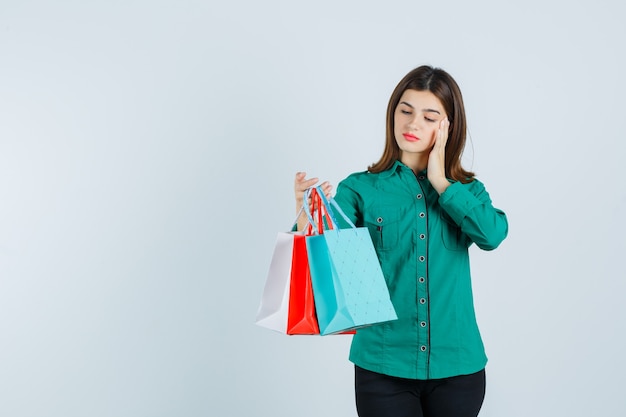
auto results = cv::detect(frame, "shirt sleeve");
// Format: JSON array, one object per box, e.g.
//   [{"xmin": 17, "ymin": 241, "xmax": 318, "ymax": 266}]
[
  {"xmin": 332, "ymin": 177, "xmax": 363, "ymax": 229},
  {"xmin": 438, "ymin": 180, "xmax": 508, "ymax": 250}
]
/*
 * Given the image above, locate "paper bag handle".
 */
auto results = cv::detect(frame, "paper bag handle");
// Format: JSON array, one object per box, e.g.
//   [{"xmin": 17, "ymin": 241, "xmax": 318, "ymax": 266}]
[
  {"xmin": 303, "ymin": 186, "xmax": 356, "ymax": 234},
  {"xmin": 303, "ymin": 187, "xmax": 336, "ymax": 235}
]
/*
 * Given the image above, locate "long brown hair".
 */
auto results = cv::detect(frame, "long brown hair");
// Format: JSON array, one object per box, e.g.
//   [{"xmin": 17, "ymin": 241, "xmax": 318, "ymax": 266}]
[{"xmin": 368, "ymin": 65, "xmax": 475, "ymax": 183}]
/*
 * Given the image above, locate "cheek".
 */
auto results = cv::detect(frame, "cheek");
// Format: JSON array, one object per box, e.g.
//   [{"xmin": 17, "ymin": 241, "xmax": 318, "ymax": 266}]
[
  {"xmin": 426, "ymin": 127, "xmax": 438, "ymax": 143},
  {"xmin": 393, "ymin": 120, "xmax": 404, "ymax": 136},
  {"xmin": 393, "ymin": 114, "xmax": 403, "ymax": 130}
]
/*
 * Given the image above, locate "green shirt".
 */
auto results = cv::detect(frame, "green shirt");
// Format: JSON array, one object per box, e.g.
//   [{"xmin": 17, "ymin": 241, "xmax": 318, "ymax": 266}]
[{"xmin": 333, "ymin": 160, "xmax": 508, "ymax": 380}]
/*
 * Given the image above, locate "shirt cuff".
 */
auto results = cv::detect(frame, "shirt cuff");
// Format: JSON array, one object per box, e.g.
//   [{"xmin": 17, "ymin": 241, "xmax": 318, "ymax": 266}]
[{"xmin": 438, "ymin": 181, "xmax": 483, "ymax": 225}]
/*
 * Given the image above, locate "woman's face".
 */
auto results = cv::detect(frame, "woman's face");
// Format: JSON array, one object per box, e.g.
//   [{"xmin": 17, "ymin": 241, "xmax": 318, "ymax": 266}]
[{"xmin": 393, "ymin": 89, "xmax": 447, "ymax": 159}]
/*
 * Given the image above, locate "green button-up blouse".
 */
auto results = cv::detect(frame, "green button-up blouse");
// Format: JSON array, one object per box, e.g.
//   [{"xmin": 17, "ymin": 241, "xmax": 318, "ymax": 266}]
[{"xmin": 332, "ymin": 160, "xmax": 509, "ymax": 380}]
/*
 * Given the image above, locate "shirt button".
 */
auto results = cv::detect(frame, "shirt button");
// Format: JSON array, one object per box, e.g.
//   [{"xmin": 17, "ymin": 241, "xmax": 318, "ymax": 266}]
[
  {"xmin": 419, "ymin": 298, "xmax": 426, "ymax": 304},
  {"xmin": 420, "ymin": 345, "xmax": 427, "ymax": 352},
  {"xmin": 418, "ymin": 175, "xmax": 425, "ymax": 180},
  {"xmin": 416, "ymin": 194, "xmax": 423, "ymax": 199},
  {"xmin": 418, "ymin": 277, "xmax": 425, "ymax": 283},
  {"xmin": 419, "ymin": 233, "xmax": 426, "ymax": 240},
  {"xmin": 419, "ymin": 212, "xmax": 425, "ymax": 218},
  {"xmin": 420, "ymin": 321, "xmax": 427, "ymax": 327},
  {"xmin": 419, "ymin": 256, "xmax": 425, "ymax": 262},
  {"xmin": 376, "ymin": 217, "xmax": 383, "ymax": 223}
]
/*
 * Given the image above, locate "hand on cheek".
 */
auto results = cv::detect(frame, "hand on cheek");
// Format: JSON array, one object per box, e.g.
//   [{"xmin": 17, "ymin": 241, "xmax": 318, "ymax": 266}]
[{"xmin": 427, "ymin": 118, "xmax": 451, "ymax": 194}]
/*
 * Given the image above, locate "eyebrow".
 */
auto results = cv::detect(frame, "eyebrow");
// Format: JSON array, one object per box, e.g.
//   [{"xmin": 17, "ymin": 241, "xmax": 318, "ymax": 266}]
[{"xmin": 399, "ymin": 101, "xmax": 441, "ymax": 114}]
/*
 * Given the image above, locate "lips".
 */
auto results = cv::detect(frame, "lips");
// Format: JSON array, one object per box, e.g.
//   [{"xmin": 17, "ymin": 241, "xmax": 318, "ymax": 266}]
[{"xmin": 402, "ymin": 133, "xmax": 419, "ymax": 142}]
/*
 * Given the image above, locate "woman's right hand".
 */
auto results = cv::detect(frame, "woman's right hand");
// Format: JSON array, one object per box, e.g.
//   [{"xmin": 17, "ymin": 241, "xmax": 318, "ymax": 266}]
[{"xmin": 294, "ymin": 172, "xmax": 333, "ymax": 231}]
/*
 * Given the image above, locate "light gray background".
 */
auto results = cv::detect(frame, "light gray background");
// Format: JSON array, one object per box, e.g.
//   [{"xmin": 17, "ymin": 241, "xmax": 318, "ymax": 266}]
[{"xmin": 1, "ymin": 1, "xmax": 624, "ymax": 416}]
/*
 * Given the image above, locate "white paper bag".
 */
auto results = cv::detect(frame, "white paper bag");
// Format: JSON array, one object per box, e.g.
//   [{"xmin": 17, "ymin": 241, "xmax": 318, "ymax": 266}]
[{"xmin": 255, "ymin": 232, "xmax": 296, "ymax": 332}]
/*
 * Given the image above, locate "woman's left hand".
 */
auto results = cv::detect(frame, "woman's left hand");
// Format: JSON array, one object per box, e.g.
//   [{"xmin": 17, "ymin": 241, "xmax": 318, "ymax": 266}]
[{"xmin": 427, "ymin": 118, "xmax": 451, "ymax": 194}]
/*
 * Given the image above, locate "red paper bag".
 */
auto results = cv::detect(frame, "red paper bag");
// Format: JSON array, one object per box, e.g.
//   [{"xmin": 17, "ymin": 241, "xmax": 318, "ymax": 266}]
[{"xmin": 286, "ymin": 234, "xmax": 320, "ymax": 334}]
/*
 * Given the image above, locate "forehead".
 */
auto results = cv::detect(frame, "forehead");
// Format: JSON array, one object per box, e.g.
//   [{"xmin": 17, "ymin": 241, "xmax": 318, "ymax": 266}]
[{"xmin": 398, "ymin": 89, "xmax": 444, "ymax": 111}]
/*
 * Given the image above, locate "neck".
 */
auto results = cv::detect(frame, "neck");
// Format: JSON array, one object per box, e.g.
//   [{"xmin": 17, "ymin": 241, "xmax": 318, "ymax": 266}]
[{"xmin": 400, "ymin": 153, "xmax": 428, "ymax": 174}]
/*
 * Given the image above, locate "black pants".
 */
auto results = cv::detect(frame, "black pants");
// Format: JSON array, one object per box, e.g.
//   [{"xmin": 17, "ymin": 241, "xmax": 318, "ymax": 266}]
[{"xmin": 355, "ymin": 366, "xmax": 486, "ymax": 417}]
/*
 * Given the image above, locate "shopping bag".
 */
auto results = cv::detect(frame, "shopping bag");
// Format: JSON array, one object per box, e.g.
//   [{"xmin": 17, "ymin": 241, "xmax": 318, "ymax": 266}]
[
  {"xmin": 304, "ymin": 187, "xmax": 398, "ymax": 335},
  {"xmin": 255, "ymin": 231, "xmax": 296, "ymax": 333},
  {"xmin": 285, "ymin": 233, "xmax": 320, "ymax": 334},
  {"xmin": 288, "ymin": 198, "xmax": 355, "ymax": 335},
  {"xmin": 256, "ymin": 203, "xmax": 349, "ymax": 335},
  {"xmin": 256, "ymin": 223, "xmax": 322, "ymax": 334}
]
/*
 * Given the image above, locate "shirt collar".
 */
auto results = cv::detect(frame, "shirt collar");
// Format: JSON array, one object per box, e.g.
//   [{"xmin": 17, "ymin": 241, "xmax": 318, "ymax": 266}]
[
  {"xmin": 378, "ymin": 160, "xmax": 403, "ymax": 179},
  {"xmin": 378, "ymin": 160, "xmax": 427, "ymax": 179}
]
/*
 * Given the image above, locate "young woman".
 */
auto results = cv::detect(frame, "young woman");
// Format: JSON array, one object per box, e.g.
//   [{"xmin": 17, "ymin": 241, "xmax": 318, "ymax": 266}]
[{"xmin": 294, "ymin": 65, "xmax": 508, "ymax": 417}]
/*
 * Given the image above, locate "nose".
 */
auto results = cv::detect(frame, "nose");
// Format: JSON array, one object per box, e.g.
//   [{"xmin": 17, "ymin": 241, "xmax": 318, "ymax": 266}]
[{"xmin": 407, "ymin": 115, "xmax": 421, "ymax": 130}]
